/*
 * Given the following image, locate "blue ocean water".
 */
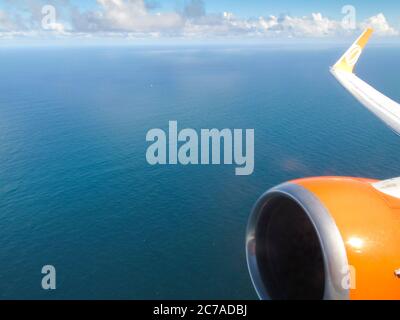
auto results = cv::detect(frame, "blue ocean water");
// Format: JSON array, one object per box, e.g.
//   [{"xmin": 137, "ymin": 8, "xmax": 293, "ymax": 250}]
[{"xmin": 1, "ymin": 44, "xmax": 400, "ymax": 299}]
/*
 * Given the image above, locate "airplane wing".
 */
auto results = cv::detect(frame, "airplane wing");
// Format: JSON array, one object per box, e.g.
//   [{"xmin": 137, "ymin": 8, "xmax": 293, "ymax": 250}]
[{"xmin": 331, "ymin": 28, "xmax": 400, "ymax": 135}]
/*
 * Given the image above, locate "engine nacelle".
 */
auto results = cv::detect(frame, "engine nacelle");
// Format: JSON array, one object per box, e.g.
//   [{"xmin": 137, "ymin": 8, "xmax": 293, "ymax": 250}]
[{"xmin": 246, "ymin": 176, "xmax": 400, "ymax": 300}]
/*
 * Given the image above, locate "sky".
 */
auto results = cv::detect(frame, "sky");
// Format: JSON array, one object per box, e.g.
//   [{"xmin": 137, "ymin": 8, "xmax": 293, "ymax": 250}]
[
  {"xmin": 65, "ymin": 0, "xmax": 400, "ymax": 21},
  {"xmin": 1, "ymin": 0, "xmax": 400, "ymax": 43}
]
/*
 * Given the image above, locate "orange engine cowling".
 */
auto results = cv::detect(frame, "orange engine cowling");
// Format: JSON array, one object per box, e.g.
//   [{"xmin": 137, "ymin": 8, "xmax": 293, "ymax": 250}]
[{"xmin": 246, "ymin": 176, "xmax": 400, "ymax": 300}]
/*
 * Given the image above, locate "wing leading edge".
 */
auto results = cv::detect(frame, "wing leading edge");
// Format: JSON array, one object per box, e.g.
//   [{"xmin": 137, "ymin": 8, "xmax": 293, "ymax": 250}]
[{"xmin": 331, "ymin": 28, "xmax": 400, "ymax": 135}]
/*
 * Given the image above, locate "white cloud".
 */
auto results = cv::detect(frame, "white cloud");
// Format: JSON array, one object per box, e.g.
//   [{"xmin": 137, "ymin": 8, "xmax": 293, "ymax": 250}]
[
  {"xmin": 94, "ymin": 0, "xmax": 183, "ymax": 32},
  {"xmin": 360, "ymin": 13, "xmax": 398, "ymax": 36},
  {"xmin": 0, "ymin": 11, "xmax": 13, "ymax": 31},
  {"xmin": 179, "ymin": 11, "xmax": 399, "ymax": 39},
  {"xmin": 182, "ymin": 12, "xmax": 259, "ymax": 38},
  {"xmin": 260, "ymin": 13, "xmax": 343, "ymax": 37},
  {"xmin": 185, "ymin": 11, "xmax": 399, "ymax": 39},
  {"xmin": 0, "ymin": 0, "xmax": 399, "ymax": 41},
  {"xmin": 0, "ymin": 9, "xmax": 25, "ymax": 32},
  {"xmin": 45, "ymin": 21, "xmax": 67, "ymax": 33},
  {"xmin": 183, "ymin": 0, "xmax": 206, "ymax": 19}
]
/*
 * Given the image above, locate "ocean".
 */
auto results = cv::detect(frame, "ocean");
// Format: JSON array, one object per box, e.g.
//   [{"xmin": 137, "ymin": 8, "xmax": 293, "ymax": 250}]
[{"xmin": 1, "ymin": 44, "xmax": 400, "ymax": 299}]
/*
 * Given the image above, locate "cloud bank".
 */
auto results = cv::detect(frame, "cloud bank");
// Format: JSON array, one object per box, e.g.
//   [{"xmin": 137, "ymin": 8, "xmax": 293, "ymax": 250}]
[{"xmin": 0, "ymin": 0, "xmax": 398, "ymax": 41}]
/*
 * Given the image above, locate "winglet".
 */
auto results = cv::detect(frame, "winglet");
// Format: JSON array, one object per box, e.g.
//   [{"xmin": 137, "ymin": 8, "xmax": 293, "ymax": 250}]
[{"xmin": 332, "ymin": 28, "xmax": 373, "ymax": 73}]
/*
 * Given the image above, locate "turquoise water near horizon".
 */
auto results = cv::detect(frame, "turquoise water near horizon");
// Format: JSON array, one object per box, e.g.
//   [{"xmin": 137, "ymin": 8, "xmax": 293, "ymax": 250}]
[{"xmin": 1, "ymin": 45, "xmax": 400, "ymax": 299}]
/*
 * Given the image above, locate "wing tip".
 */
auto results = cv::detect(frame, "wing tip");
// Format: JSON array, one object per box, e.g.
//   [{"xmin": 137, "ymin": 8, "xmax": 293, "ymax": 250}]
[{"xmin": 332, "ymin": 28, "xmax": 374, "ymax": 74}]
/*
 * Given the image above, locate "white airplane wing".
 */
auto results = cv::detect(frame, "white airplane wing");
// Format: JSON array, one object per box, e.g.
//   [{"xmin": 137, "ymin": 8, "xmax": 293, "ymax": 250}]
[{"xmin": 331, "ymin": 28, "xmax": 400, "ymax": 135}]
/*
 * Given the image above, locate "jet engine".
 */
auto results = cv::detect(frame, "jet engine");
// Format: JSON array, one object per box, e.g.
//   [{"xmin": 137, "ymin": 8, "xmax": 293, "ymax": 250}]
[
  {"xmin": 246, "ymin": 28, "xmax": 400, "ymax": 300},
  {"xmin": 246, "ymin": 176, "xmax": 400, "ymax": 300}
]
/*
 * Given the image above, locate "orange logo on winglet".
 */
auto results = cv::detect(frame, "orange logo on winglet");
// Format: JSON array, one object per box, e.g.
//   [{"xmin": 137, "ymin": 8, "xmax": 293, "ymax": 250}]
[{"xmin": 345, "ymin": 45, "xmax": 362, "ymax": 67}]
